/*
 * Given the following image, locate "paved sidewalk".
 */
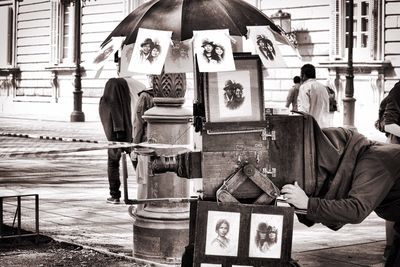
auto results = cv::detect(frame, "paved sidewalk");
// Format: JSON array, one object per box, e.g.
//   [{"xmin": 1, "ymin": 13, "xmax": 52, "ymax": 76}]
[{"xmin": 0, "ymin": 116, "xmax": 389, "ymax": 266}]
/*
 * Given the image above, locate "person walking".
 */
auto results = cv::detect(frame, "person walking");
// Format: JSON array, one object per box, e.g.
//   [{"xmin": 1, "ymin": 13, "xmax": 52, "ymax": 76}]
[
  {"xmin": 285, "ymin": 76, "xmax": 301, "ymax": 111},
  {"xmin": 99, "ymin": 77, "xmax": 146, "ymax": 204},
  {"xmin": 297, "ymin": 64, "xmax": 331, "ymax": 128},
  {"xmin": 376, "ymin": 80, "xmax": 400, "ymax": 261}
]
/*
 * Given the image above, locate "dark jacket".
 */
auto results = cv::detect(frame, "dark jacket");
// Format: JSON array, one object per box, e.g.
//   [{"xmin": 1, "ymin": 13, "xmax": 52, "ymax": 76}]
[
  {"xmin": 99, "ymin": 78, "xmax": 132, "ymax": 142},
  {"xmin": 381, "ymin": 81, "xmax": 400, "ymax": 144},
  {"xmin": 133, "ymin": 89, "xmax": 154, "ymax": 144},
  {"xmin": 299, "ymin": 115, "xmax": 400, "ymax": 230}
]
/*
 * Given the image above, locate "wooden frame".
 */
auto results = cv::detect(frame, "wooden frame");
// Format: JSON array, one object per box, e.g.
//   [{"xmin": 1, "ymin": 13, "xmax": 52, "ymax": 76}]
[
  {"xmin": 203, "ymin": 54, "xmax": 264, "ymax": 123},
  {"xmin": 193, "ymin": 201, "xmax": 294, "ymax": 267}
]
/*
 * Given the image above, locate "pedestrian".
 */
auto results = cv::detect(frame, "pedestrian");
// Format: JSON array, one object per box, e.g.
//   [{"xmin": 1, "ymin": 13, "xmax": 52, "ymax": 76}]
[
  {"xmin": 281, "ymin": 114, "xmax": 400, "ymax": 267},
  {"xmin": 285, "ymin": 76, "xmax": 301, "ymax": 111},
  {"xmin": 132, "ymin": 85, "xmax": 154, "ymax": 211},
  {"xmin": 99, "ymin": 77, "xmax": 146, "ymax": 204},
  {"xmin": 297, "ymin": 64, "xmax": 331, "ymax": 128},
  {"xmin": 376, "ymin": 79, "xmax": 400, "ymax": 261}
]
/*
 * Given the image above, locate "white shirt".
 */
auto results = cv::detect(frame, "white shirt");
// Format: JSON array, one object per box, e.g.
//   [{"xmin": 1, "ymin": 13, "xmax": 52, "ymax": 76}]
[{"xmin": 298, "ymin": 78, "xmax": 331, "ymax": 128}]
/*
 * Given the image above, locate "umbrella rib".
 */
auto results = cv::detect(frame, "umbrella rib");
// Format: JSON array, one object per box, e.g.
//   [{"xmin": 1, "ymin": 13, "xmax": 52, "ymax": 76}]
[
  {"xmin": 123, "ymin": 0, "xmax": 162, "ymax": 45},
  {"xmin": 213, "ymin": 0, "xmax": 244, "ymax": 35}
]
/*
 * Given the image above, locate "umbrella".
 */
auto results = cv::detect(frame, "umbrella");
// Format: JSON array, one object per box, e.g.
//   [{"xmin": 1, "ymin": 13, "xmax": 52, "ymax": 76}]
[{"xmin": 101, "ymin": 0, "xmax": 287, "ymax": 47}]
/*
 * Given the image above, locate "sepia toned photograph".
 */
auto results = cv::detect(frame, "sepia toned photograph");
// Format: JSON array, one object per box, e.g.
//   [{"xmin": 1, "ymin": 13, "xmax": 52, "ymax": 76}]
[
  {"xmin": 205, "ymin": 210, "xmax": 241, "ymax": 257},
  {"xmin": 205, "ymin": 55, "xmax": 264, "ymax": 122},
  {"xmin": 218, "ymin": 72, "xmax": 252, "ymax": 117},
  {"xmin": 248, "ymin": 213, "xmax": 283, "ymax": 259}
]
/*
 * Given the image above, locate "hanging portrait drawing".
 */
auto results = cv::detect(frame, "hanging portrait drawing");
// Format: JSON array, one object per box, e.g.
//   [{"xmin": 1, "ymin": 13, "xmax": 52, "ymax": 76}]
[
  {"xmin": 194, "ymin": 29, "xmax": 235, "ymax": 73},
  {"xmin": 164, "ymin": 39, "xmax": 194, "ymax": 73},
  {"xmin": 119, "ymin": 43, "xmax": 135, "ymax": 77},
  {"xmin": 128, "ymin": 28, "xmax": 172, "ymax": 75},
  {"xmin": 247, "ymin": 26, "xmax": 287, "ymax": 68}
]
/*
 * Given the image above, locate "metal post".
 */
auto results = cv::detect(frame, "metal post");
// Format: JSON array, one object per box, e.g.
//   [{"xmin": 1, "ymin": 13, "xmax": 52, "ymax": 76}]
[
  {"xmin": 35, "ymin": 194, "xmax": 39, "ymax": 243},
  {"xmin": 343, "ymin": 0, "xmax": 356, "ymax": 129},
  {"xmin": 122, "ymin": 152, "xmax": 129, "ymax": 203},
  {"xmin": 0, "ymin": 198, "xmax": 3, "ymax": 238},
  {"xmin": 70, "ymin": 0, "xmax": 85, "ymax": 122},
  {"xmin": 17, "ymin": 196, "xmax": 21, "ymax": 238}
]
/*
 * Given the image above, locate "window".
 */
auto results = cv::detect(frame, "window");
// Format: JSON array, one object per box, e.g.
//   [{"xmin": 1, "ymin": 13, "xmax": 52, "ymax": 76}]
[
  {"xmin": 61, "ymin": 2, "xmax": 74, "ymax": 63},
  {"xmin": 331, "ymin": 0, "xmax": 382, "ymax": 61},
  {"xmin": 0, "ymin": 4, "xmax": 13, "ymax": 67},
  {"xmin": 50, "ymin": 0, "xmax": 75, "ymax": 65}
]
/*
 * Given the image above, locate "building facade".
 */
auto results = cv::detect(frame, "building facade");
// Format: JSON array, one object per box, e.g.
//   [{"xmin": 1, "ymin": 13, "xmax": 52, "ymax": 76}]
[{"xmin": 0, "ymin": 0, "xmax": 399, "ymax": 135}]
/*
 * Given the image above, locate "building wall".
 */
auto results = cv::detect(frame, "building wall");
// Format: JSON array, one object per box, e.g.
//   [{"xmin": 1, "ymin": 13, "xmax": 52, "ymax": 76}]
[
  {"xmin": 259, "ymin": 0, "xmax": 331, "ymax": 109},
  {"xmin": 0, "ymin": 0, "xmax": 398, "ymax": 135},
  {"xmin": 385, "ymin": 0, "xmax": 400, "ymax": 89},
  {"xmin": 16, "ymin": 0, "xmax": 52, "ymax": 98}
]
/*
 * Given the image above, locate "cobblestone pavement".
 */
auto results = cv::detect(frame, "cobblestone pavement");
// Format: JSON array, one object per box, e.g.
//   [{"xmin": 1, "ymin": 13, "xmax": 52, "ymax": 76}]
[{"xmin": 0, "ymin": 116, "xmax": 388, "ymax": 266}]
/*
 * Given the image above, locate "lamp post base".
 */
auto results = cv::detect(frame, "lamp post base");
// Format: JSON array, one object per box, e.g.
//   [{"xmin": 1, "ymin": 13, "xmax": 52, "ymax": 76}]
[{"xmin": 70, "ymin": 111, "xmax": 85, "ymax": 122}]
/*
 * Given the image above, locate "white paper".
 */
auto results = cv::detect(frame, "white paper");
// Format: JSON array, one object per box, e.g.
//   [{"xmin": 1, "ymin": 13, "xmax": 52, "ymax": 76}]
[
  {"xmin": 128, "ymin": 28, "xmax": 172, "ymax": 75},
  {"xmin": 194, "ymin": 29, "xmax": 236, "ymax": 73}
]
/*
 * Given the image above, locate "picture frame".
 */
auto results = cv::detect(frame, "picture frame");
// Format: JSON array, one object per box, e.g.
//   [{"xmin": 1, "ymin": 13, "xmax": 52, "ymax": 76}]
[
  {"xmin": 193, "ymin": 201, "xmax": 294, "ymax": 267},
  {"xmin": 203, "ymin": 54, "xmax": 264, "ymax": 123}
]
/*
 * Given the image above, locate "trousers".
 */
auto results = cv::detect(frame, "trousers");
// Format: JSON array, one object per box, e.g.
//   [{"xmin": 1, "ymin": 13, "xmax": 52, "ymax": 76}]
[{"xmin": 107, "ymin": 147, "xmax": 131, "ymax": 199}]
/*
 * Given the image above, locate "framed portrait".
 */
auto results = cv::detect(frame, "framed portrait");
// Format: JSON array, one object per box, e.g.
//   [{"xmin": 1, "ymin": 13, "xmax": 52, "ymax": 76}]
[
  {"xmin": 205, "ymin": 211, "xmax": 241, "ymax": 257},
  {"xmin": 248, "ymin": 213, "xmax": 283, "ymax": 259},
  {"xmin": 203, "ymin": 54, "xmax": 264, "ymax": 123},
  {"xmin": 193, "ymin": 201, "xmax": 294, "ymax": 267}
]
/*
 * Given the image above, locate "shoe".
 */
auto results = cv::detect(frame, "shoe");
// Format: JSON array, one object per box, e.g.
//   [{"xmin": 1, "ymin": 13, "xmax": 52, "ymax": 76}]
[{"xmin": 106, "ymin": 197, "xmax": 120, "ymax": 204}]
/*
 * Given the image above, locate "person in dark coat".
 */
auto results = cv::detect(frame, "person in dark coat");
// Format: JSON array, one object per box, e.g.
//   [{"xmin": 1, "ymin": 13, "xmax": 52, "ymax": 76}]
[
  {"xmin": 99, "ymin": 78, "xmax": 132, "ymax": 204},
  {"xmin": 281, "ymin": 115, "xmax": 400, "ymax": 267},
  {"xmin": 377, "ymin": 80, "xmax": 400, "ymax": 260}
]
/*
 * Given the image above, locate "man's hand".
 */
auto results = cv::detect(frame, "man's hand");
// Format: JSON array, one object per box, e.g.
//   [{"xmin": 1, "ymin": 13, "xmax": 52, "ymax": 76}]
[{"xmin": 281, "ymin": 181, "xmax": 309, "ymax": 210}]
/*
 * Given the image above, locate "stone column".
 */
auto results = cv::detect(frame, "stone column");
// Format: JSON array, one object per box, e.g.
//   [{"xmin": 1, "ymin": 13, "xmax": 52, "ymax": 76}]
[{"xmin": 132, "ymin": 72, "xmax": 192, "ymax": 265}]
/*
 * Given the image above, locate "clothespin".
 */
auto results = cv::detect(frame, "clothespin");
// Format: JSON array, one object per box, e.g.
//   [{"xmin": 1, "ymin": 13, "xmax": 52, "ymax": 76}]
[{"xmin": 225, "ymin": 32, "xmax": 237, "ymax": 44}]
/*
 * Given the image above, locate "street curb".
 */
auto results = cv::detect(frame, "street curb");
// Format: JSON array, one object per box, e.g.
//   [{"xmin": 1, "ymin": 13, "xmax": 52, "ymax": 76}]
[{"xmin": 51, "ymin": 236, "xmax": 176, "ymax": 267}]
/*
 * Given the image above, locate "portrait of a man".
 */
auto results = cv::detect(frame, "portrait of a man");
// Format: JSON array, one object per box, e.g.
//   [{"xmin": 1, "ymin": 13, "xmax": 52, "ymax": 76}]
[
  {"xmin": 223, "ymin": 80, "xmax": 245, "ymax": 110},
  {"xmin": 217, "ymin": 70, "xmax": 252, "ymax": 120}
]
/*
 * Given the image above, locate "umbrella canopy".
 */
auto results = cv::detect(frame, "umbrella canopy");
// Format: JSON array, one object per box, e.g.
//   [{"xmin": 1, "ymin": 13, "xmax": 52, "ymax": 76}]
[{"xmin": 101, "ymin": 0, "xmax": 285, "ymax": 47}]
